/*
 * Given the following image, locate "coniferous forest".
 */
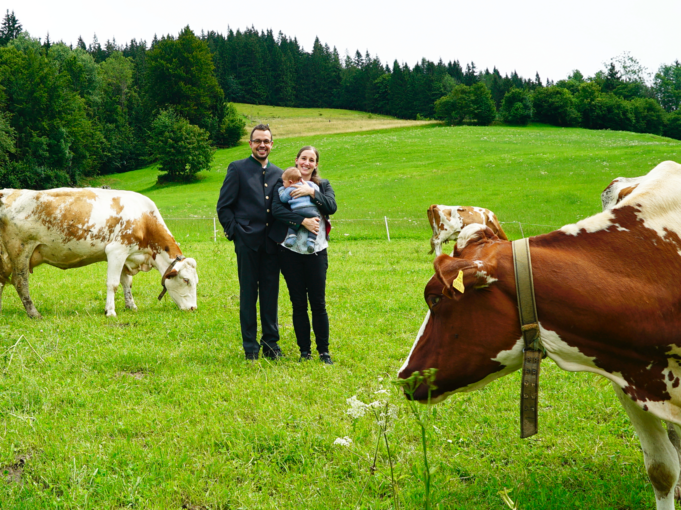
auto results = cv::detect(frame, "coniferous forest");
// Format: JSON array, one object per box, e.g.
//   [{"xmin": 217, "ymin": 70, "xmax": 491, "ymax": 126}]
[{"xmin": 0, "ymin": 10, "xmax": 680, "ymax": 187}]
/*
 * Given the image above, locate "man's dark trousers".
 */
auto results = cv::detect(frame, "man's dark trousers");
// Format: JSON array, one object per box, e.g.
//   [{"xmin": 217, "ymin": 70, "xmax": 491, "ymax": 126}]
[{"xmin": 233, "ymin": 232, "xmax": 280, "ymax": 354}]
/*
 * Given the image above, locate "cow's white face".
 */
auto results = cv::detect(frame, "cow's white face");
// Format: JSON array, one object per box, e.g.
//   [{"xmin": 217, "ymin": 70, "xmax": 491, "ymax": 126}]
[{"xmin": 164, "ymin": 258, "xmax": 198, "ymax": 311}]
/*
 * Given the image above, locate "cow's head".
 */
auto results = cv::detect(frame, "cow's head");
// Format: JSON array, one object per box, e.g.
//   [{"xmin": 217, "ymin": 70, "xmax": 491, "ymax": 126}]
[
  {"xmin": 398, "ymin": 224, "xmax": 523, "ymax": 402},
  {"xmin": 162, "ymin": 257, "xmax": 199, "ymax": 311}
]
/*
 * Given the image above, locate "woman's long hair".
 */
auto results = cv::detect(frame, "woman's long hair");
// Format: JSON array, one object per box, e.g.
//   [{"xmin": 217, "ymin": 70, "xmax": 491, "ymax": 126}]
[{"xmin": 296, "ymin": 146, "xmax": 321, "ymax": 185}]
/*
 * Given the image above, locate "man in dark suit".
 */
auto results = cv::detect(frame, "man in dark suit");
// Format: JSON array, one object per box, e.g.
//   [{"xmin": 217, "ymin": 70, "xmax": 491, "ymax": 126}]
[{"xmin": 216, "ymin": 124, "xmax": 284, "ymax": 360}]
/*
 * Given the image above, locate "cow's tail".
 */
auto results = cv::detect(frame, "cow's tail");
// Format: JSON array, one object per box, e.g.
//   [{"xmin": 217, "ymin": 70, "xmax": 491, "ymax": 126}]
[{"xmin": 427, "ymin": 205, "xmax": 438, "ymax": 254}]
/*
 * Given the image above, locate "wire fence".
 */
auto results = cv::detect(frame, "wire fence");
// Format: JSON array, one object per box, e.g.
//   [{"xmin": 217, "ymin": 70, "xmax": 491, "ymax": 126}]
[{"xmin": 164, "ymin": 217, "xmax": 564, "ymax": 243}]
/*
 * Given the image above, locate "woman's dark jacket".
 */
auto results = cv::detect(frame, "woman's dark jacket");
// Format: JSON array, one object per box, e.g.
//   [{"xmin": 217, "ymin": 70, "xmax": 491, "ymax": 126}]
[{"xmin": 270, "ymin": 178, "xmax": 337, "ymax": 244}]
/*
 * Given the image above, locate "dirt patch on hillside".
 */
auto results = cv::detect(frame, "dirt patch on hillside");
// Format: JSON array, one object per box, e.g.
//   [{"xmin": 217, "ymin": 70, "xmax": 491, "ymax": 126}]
[{"xmin": 3, "ymin": 453, "xmax": 31, "ymax": 485}]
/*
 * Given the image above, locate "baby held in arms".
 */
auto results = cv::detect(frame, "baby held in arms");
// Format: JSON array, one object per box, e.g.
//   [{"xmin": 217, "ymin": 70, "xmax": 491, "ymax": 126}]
[{"xmin": 279, "ymin": 167, "xmax": 321, "ymax": 253}]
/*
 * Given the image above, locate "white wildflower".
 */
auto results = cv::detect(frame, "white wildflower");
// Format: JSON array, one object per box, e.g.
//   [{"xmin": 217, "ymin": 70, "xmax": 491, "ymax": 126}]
[
  {"xmin": 346, "ymin": 396, "xmax": 369, "ymax": 419},
  {"xmin": 334, "ymin": 436, "xmax": 353, "ymax": 447},
  {"xmin": 374, "ymin": 389, "xmax": 389, "ymax": 395},
  {"xmin": 376, "ymin": 403, "xmax": 398, "ymax": 430}
]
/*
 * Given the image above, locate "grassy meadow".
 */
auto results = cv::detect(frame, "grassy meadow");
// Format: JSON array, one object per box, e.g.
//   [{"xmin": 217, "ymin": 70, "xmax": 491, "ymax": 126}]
[
  {"xmin": 3, "ymin": 118, "xmax": 681, "ymax": 509},
  {"xmin": 233, "ymin": 104, "xmax": 436, "ymax": 141}
]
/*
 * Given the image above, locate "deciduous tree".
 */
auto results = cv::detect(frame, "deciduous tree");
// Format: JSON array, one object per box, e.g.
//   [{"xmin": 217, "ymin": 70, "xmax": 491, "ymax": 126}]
[
  {"xmin": 149, "ymin": 108, "xmax": 214, "ymax": 182},
  {"xmin": 654, "ymin": 61, "xmax": 681, "ymax": 112},
  {"xmin": 501, "ymin": 87, "xmax": 532, "ymax": 125},
  {"xmin": 532, "ymin": 86, "xmax": 580, "ymax": 126}
]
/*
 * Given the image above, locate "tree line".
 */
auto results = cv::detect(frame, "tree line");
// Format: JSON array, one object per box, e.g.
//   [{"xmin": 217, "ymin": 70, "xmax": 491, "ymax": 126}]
[{"xmin": 0, "ymin": 10, "xmax": 680, "ymax": 188}]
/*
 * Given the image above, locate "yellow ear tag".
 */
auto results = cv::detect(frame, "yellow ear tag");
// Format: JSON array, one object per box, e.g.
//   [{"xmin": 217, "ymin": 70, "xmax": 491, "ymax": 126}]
[{"xmin": 452, "ymin": 270, "xmax": 465, "ymax": 294}]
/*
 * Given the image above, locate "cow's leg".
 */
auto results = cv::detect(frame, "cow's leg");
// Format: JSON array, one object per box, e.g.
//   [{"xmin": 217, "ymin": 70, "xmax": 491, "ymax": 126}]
[
  {"xmin": 120, "ymin": 270, "xmax": 137, "ymax": 311},
  {"xmin": 104, "ymin": 245, "xmax": 129, "ymax": 317},
  {"xmin": 431, "ymin": 232, "xmax": 452, "ymax": 257},
  {"xmin": 7, "ymin": 247, "xmax": 41, "ymax": 319},
  {"xmin": 0, "ymin": 282, "xmax": 5, "ymax": 313},
  {"xmin": 665, "ymin": 421, "xmax": 681, "ymax": 501},
  {"xmin": 613, "ymin": 383, "xmax": 678, "ymax": 510}
]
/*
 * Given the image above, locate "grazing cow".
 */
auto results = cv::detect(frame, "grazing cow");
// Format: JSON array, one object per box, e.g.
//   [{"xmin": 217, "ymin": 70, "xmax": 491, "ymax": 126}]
[
  {"xmin": 427, "ymin": 204, "xmax": 507, "ymax": 256},
  {"xmin": 401, "ymin": 161, "xmax": 681, "ymax": 509},
  {"xmin": 601, "ymin": 175, "xmax": 646, "ymax": 210},
  {"xmin": 0, "ymin": 188, "xmax": 198, "ymax": 318}
]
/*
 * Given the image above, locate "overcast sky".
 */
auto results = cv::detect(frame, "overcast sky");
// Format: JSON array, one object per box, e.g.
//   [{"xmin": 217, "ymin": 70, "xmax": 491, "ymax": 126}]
[{"xmin": 12, "ymin": 0, "xmax": 681, "ymax": 83}]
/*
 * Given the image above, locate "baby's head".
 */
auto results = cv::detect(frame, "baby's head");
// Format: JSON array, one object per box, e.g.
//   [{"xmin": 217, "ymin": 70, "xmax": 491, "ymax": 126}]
[{"xmin": 282, "ymin": 167, "xmax": 303, "ymax": 187}]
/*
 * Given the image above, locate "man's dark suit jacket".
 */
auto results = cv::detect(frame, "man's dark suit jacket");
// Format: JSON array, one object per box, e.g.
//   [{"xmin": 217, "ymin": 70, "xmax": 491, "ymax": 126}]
[{"xmin": 216, "ymin": 156, "xmax": 283, "ymax": 253}]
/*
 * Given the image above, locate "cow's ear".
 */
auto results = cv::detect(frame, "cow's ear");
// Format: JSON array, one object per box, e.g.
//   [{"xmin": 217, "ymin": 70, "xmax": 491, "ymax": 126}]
[
  {"xmin": 454, "ymin": 224, "xmax": 499, "ymax": 255},
  {"xmin": 435, "ymin": 254, "xmax": 497, "ymax": 298},
  {"xmin": 165, "ymin": 268, "xmax": 179, "ymax": 278},
  {"xmin": 434, "ymin": 255, "xmax": 476, "ymax": 298}
]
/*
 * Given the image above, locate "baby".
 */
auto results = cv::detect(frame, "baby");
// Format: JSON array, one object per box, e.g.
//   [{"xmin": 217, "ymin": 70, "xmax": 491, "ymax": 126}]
[{"xmin": 278, "ymin": 167, "xmax": 321, "ymax": 253}]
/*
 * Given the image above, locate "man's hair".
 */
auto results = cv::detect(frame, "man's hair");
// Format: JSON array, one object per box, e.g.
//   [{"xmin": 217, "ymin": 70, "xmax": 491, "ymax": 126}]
[
  {"xmin": 282, "ymin": 167, "xmax": 302, "ymax": 182},
  {"xmin": 250, "ymin": 124, "xmax": 272, "ymax": 141}
]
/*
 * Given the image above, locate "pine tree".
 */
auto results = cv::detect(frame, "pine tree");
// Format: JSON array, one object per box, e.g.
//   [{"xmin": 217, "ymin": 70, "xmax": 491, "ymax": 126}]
[
  {"xmin": 463, "ymin": 62, "xmax": 478, "ymax": 85},
  {"xmin": 0, "ymin": 10, "xmax": 22, "ymax": 46},
  {"xmin": 146, "ymin": 26, "xmax": 224, "ymax": 129}
]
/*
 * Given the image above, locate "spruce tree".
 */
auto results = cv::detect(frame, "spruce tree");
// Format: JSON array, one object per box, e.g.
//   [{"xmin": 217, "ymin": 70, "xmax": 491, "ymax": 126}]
[{"xmin": 0, "ymin": 10, "xmax": 22, "ymax": 46}]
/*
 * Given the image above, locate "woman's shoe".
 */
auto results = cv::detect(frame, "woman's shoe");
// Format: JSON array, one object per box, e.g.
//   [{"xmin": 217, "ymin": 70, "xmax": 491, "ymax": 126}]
[
  {"xmin": 299, "ymin": 351, "xmax": 312, "ymax": 362},
  {"xmin": 319, "ymin": 352, "xmax": 333, "ymax": 365}
]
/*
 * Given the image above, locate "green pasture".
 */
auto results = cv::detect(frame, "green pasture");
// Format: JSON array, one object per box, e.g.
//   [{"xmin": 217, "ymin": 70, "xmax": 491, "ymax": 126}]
[
  {"xmin": 3, "ymin": 124, "xmax": 681, "ymax": 509},
  {"xmin": 96, "ymin": 123, "xmax": 680, "ymax": 241},
  {"xmin": 234, "ymin": 103, "xmax": 396, "ymax": 120}
]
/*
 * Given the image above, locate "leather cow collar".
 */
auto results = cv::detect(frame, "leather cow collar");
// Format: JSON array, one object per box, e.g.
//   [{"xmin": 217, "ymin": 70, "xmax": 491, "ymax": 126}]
[
  {"xmin": 158, "ymin": 255, "xmax": 186, "ymax": 301},
  {"xmin": 512, "ymin": 238, "xmax": 545, "ymax": 438}
]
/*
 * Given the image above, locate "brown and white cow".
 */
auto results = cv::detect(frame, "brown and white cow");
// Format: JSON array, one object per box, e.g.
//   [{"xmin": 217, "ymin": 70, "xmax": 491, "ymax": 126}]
[
  {"xmin": 0, "ymin": 188, "xmax": 198, "ymax": 318},
  {"xmin": 427, "ymin": 204, "xmax": 507, "ymax": 256},
  {"xmin": 401, "ymin": 161, "xmax": 681, "ymax": 510}
]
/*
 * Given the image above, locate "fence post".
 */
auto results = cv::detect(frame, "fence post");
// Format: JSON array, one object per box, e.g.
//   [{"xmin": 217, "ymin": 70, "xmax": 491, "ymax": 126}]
[
  {"xmin": 384, "ymin": 216, "xmax": 391, "ymax": 241},
  {"xmin": 213, "ymin": 217, "xmax": 217, "ymax": 242}
]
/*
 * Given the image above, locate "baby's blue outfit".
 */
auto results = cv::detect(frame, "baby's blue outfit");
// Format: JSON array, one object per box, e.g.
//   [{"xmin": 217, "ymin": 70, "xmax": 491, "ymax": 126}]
[{"xmin": 279, "ymin": 181, "xmax": 321, "ymax": 252}]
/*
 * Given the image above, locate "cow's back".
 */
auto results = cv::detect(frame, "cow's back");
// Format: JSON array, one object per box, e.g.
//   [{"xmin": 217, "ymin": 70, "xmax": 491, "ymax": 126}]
[{"xmin": 0, "ymin": 188, "xmax": 175, "ymax": 269}]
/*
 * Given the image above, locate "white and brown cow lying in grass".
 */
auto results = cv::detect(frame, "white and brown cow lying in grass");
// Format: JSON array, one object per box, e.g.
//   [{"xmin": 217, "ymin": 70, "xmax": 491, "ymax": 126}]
[
  {"xmin": 402, "ymin": 161, "xmax": 681, "ymax": 509},
  {"xmin": 427, "ymin": 204, "xmax": 508, "ymax": 256},
  {"xmin": 0, "ymin": 188, "xmax": 198, "ymax": 318}
]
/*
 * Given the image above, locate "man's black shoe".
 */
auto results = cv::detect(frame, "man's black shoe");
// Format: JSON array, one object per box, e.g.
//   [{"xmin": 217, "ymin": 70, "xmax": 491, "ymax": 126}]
[
  {"xmin": 245, "ymin": 352, "xmax": 259, "ymax": 361},
  {"xmin": 299, "ymin": 351, "xmax": 312, "ymax": 362},
  {"xmin": 263, "ymin": 347, "xmax": 284, "ymax": 360},
  {"xmin": 319, "ymin": 352, "xmax": 333, "ymax": 365}
]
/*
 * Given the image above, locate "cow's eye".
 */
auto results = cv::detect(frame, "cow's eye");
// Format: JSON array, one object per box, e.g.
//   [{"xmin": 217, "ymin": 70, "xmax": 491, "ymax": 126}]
[
  {"xmin": 183, "ymin": 278, "xmax": 190, "ymax": 285},
  {"xmin": 427, "ymin": 295, "xmax": 442, "ymax": 309}
]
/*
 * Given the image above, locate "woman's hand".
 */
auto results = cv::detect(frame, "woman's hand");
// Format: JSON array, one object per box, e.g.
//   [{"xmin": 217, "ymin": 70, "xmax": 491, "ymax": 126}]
[
  {"xmin": 290, "ymin": 184, "xmax": 315, "ymax": 199},
  {"xmin": 301, "ymin": 217, "xmax": 320, "ymax": 235}
]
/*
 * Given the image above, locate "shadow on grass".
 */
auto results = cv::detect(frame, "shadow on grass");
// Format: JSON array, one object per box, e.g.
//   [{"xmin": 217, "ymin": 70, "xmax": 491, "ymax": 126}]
[{"xmin": 138, "ymin": 173, "xmax": 208, "ymax": 194}]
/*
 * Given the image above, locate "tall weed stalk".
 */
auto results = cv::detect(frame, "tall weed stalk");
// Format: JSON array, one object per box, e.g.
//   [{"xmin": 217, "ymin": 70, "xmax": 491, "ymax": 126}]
[{"xmin": 394, "ymin": 368, "xmax": 438, "ymax": 510}]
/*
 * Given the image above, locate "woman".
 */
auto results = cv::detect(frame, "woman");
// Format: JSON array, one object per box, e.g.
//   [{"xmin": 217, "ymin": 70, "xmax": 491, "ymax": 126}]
[{"xmin": 270, "ymin": 146, "xmax": 337, "ymax": 364}]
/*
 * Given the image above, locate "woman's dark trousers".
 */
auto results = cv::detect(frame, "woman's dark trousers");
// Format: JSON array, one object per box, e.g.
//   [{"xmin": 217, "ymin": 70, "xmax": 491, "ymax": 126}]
[{"xmin": 279, "ymin": 247, "xmax": 329, "ymax": 354}]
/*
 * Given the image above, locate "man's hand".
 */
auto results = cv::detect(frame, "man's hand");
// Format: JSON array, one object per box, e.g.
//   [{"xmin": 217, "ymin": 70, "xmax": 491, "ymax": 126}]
[{"xmin": 301, "ymin": 217, "xmax": 320, "ymax": 235}]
